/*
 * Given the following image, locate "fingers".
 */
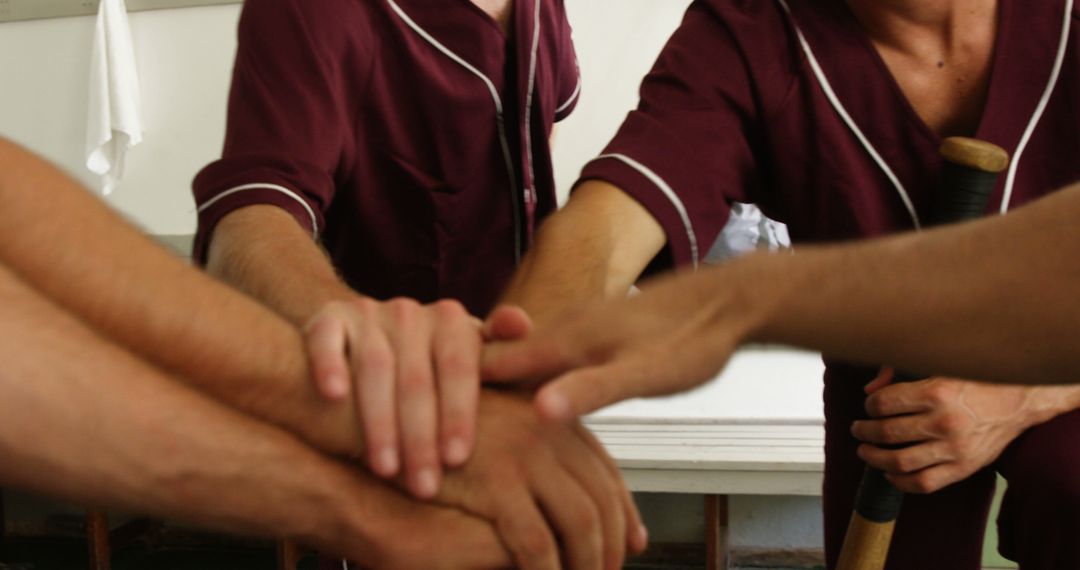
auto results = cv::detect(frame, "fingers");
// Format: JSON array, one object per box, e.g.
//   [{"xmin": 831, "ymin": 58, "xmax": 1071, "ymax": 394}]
[
  {"xmin": 552, "ymin": 433, "xmax": 624, "ymax": 570},
  {"xmin": 575, "ymin": 424, "xmax": 648, "ymax": 555},
  {"xmin": 481, "ymin": 334, "xmax": 573, "ymax": 385},
  {"xmin": 851, "ymin": 415, "xmax": 937, "ymax": 446},
  {"xmin": 491, "ymin": 490, "xmax": 563, "ymax": 570},
  {"xmin": 531, "ymin": 458, "xmax": 605, "ymax": 570},
  {"xmin": 351, "ymin": 471, "xmax": 513, "ymax": 570},
  {"xmin": 387, "ymin": 298, "xmax": 442, "ymax": 499},
  {"xmin": 304, "ymin": 308, "xmax": 352, "ymax": 400},
  {"xmin": 483, "ymin": 304, "xmax": 533, "ymax": 341},
  {"xmin": 432, "ymin": 300, "xmax": 480, "ymax": 467},
  {"xmin": 351, "ymin": 299, "xmax": 400, "ymax": 478},
  {"xmin": 857, "ymin": 440, "xmax": 955, "ymax": 476},
  {"xmin": 534, "ymin": 360, "xmax": 654, "ymax": 423},
  {"xmin": 307, "ymin": 296, "xmax": 489, "ymax": 492},
  {"xmin": 885, "ymin": 463, "xmax": 972, "ymax": 494},
  {"xmin": 864, "ymin": 379, "xmax": 938, "ymax": 418},
  {"xmin": 864, "ymin": 367, "xmax": 895, "ymax": 395}
]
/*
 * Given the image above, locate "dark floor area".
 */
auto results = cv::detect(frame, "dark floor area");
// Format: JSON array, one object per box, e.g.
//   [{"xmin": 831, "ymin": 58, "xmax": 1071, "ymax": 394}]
[{"xmin": 0, "ymin": 537, "xmax": 313, "ymax": 570}]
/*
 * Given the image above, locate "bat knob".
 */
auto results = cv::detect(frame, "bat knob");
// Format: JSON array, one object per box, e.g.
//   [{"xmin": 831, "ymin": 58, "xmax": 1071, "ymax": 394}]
[{"xmin": 940, "ymin": 137, "xmax": 1010, "ymax": 174}]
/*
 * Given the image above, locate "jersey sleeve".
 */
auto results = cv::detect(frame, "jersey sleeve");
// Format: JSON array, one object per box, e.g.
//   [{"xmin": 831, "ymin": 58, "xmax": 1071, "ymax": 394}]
[
  {"xmin": 577, "ymin": 1, "xmax": 765, "ymax": 271},
  {"xmin": 191, "ymin": 0, "xmax": 365, "ymax": 262}
]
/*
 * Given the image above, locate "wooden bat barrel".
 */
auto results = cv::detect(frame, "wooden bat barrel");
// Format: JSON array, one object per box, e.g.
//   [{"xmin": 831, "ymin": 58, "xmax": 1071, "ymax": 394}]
[{"xmin": 835, "ymin": 137, "xmax": 1010, "ymax": 570}]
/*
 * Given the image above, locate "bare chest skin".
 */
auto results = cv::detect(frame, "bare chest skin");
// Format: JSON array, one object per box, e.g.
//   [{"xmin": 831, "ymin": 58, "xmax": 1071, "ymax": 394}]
[
  {"xmin": 847, "ymin": 0, "xmax": 998, "ymax": 138},
  {"xmin": 471, "ymin": 0, "xmax": 515, "ymax": 34}
]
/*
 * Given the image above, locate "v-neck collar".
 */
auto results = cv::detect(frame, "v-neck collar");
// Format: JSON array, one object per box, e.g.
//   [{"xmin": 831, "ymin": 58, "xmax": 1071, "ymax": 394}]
[
  {"xmin": 788, "ymin": 0, "xmax": 1067, "ymax": 154},
  {"xmin": 452, "ymin": 0, "xmax": 513, "ymax": 39},
  {"xmin": 783, "ymin": 0, "xmax": 1069, "ymax": 217},
  {"xmin": 389, "ymin": 0, "xmax": 536, "ymax": 91},
  {"xmin": 843, "ymin": 1, "xmax": 1006, "ymax": 146}
]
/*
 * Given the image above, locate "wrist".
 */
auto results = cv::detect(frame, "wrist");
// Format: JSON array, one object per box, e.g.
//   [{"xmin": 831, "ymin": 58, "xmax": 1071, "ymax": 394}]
[
  {"xmin": 287, "ymin": 457, "xmax": 375, "ymax": 550},
  {"xmin": 303, "ymin": 463, "xmax": 405, "ymax": 565},
  {"xmin": 1023, "ymin": 385, "xmax": 1080, "ymax": 427},
  {"xmin": 722, "ymin": 252, "xmax": 795, "ymax": 346},
  {"xmin": 296, "ymin": 285, "xmax": 362, "ymax": 325}
]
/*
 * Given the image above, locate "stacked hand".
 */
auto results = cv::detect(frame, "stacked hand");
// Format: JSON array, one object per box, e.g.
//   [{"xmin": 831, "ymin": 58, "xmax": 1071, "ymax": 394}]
[
  {"xmin": 437, "ymin": 391, "xmax": 645, "ymax": 569},
  {"xmin": 481, "ymin": 268, "xmax": 747, "ymax": 423},
  {"xmin": 303, "ymin": 296, "xmax": 645, "ymax": 568},
  {"xmin": 304, "ymin": 297, "xmax": 531, "ymax": 496}
]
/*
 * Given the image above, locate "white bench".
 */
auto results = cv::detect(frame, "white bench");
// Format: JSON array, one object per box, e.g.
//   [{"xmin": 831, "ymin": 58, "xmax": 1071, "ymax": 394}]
[{"xmin": 585, "ymin": 347, "xmax": 826, "ymax": 569}]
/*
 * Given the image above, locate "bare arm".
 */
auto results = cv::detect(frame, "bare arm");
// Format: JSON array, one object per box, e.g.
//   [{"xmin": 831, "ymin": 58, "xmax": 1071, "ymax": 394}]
[
  {"xmin": 207, "ymin": 205, "xmax": 355, "ymax": 324},
  {"xmin": 750, "ymin": 183, "xmax": 1080, "ymax": 382},
  {"xmin": 0, "ymin": 137, "xmax": 361, "ymax": 456},
  {"xmin": 501, "ymin": 180, "xmax": 667, "ymax": 324},
  {"xmin": 0, "ymin": 138, "xmax": 643, "ymax": 568},
  {"xmin": 0, "ymin": 264, "xmax": 509, "ymax": 568},
  {"xmin": 0, "ymin": 138, "xmax": 478, "ymax": 493},
  {"xmin": 486, "ymin": 182, "xmax": 1080, "ymax": 422}
]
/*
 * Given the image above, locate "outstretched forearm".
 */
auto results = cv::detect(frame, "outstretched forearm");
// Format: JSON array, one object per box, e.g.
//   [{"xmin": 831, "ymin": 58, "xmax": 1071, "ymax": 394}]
[
  {"xmin": 0, "ymin": 264, "xmax": 510, "ymax": 566},
  {"xmin": 485, "ymin": 183, "xmax": 1080, "ymax": 420},
  {"xmin": 501, "ymin": 180, "xmax": 665, "ymax": 324},
  {"xmin": 740, "ymin": 183, "xmax": 1080, "ymax": 383},
  {"xmin": 0, "ymin": 138, "xmax": 359, "ymax": 454},
  {"xmin": 0, "ymin": 263, "xmax": 346, "ymax": 541},
  {"xmin": 206, "ymin": 205, "xmax": 356, "ymax": 326}
]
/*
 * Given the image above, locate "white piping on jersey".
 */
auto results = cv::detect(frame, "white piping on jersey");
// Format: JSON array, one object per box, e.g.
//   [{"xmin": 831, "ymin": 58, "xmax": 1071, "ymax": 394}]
[
  {"xmin": 775, "ymin": 0, "xmax": 922, "ymax": 228},
  {"xmin": 777, "ymin": 0, "xmax": 1074, "ymax": 222},
  {"xmin": 524, "ymin": 0, "xmax": 542, "ymax": 210},
  {"xmin": 1000, "ymin": 0, "xmax": 1073, "ymax": 213},
  {"xmin": 596, "ymin": 153, "xmax": 700, "ymax": 268},
  {"xmin": 385, "ymin": 0, "xmax": 523, "ymax": 261},
  {"xmin": 197, "ymin": 183, "xmax": 319, "ymax": 239},
  {"xmin": 556, "ymin": 75, "xmax": 583, "ymax": 115}
]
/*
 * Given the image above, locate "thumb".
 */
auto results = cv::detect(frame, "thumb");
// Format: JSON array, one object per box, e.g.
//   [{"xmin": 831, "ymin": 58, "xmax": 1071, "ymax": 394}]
[
  {"xmin": 533, "ymin": 359, "xmax": 656, "ymax": 422},
  {"xmin": 481, "ymin": 334, "xmax": 571, "ymax": 385},
  {"xmin": 304, "ymin": 312, "xmax": 352, "ymax": 400},
  {"xmin": 865, "ymin": 366, "xmax": 895, "ymax": 394},
  {"xmin": 482, "ymin": 304, "xmax": 533, "ymax": 341}
]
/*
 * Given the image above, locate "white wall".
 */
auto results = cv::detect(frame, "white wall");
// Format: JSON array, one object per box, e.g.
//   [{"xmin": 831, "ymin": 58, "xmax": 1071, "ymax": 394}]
[
  {"xmin": 0, "ymin": 4, "xmax": 240, "ymax": 235},
  {"xmin": 556, "ymin": 0, "xmax": 692, "ymax": 202},
  {"xmin": 0, "ymin": 0, "xmax": 689, "ymax": 233}
]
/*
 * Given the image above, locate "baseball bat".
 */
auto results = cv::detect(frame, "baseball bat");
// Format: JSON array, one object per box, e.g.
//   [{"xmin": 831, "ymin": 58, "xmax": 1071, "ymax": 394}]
[{"xmin": 835, "ymin": 137, "xmax": 1010, "ymax": 570}]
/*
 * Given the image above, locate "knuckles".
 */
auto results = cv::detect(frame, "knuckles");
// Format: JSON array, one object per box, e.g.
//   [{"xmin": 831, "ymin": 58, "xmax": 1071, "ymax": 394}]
[
  {"xmin": 398, "ymin": 367, "xmax": 434, "ymax": 393},
  {"xmin": 572, "ymin": 501, "xmax": 601, "ymax": 535},
  {"xmin": 352, "ymin": 296, "xmax": 381, "ymax": 316},
  {"xmin": 386, "ymin": 297, "xmax": 422, "ymax": 326},
  {"xmin": 436, "ymin": 350, "xmax": 476, "ymax": 377},
  {"xmin": 864, "ymin": 395, "xmax": 890, "ymax": 418},
  {"xmin": 357, "ymin": 342, "xmax": 395, "ymax": 374},
  {"xmin": 932, "ymin": 413, "xmax": 968, "ymax": 437},
  {"xmin": 516, "ymin": 525, "xmax": 556, "ymax": 562},
  {"xmin": 879, "ymin": 422, "xmax": 905, "ymax": 443},
  {"xmin": 890, "ymin": 454, "xmax": 919, "ymax": 474},
  {"xmin": 922, "ymin": 381, "xmax": 959, "ymax": 406},
  {"xmin": 432, "ymin": 298, "xmax": 468, "ymax": 320},
  {"xmin": 901, "ymin": 474, "xmax": 941, "ymax": 494}
]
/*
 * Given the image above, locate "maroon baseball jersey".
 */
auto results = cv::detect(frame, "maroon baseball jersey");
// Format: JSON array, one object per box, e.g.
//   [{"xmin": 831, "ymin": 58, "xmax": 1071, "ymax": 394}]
[
  {"xmin": 582, "ymin": 0, "xmax": 1080, "ymax": 269},
  {"xmin": 581, "ymin": 1, "xmax": 1080, "ymax": 568},
  {"xmin": 193, "ymin": 0, "xmax": 580, "ymax": 316}
]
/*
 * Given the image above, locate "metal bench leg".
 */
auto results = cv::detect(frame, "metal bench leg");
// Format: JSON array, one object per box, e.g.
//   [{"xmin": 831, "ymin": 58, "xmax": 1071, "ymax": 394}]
[
  {"xmin": 278, "ymin": 538, "xmax": 300, "ymax": 570},
  {"xmin": 705, "ymin": 494, "xmax": 730, "ymax": 570},
  {"xmin": 86, "ymin": 509, "xmax": 110, "ymax": 570}
]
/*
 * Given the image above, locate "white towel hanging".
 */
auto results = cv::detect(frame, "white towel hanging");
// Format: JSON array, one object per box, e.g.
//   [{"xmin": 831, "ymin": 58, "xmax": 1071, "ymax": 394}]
[{"xmin": 86, "ymin": 0, "xmax": 143, "ymax": 195}]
